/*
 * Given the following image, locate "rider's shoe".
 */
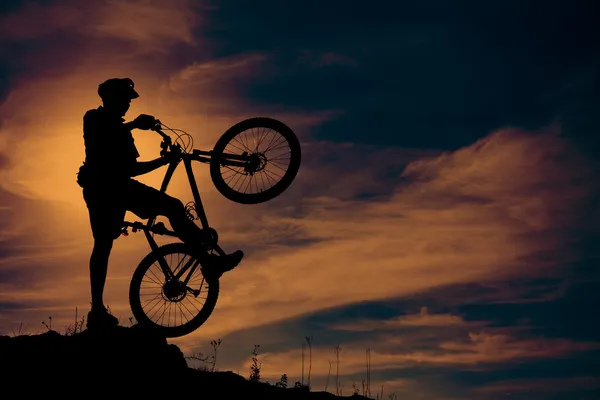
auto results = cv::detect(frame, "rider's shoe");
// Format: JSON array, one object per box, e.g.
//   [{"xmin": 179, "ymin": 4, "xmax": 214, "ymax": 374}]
[
  {"xmin": 86, "ymin": 307, "xmax": 119, "ymax": 329},
  {"xmin": 202, "ymin": 250, "xmax": 244, "ymax": 279}
]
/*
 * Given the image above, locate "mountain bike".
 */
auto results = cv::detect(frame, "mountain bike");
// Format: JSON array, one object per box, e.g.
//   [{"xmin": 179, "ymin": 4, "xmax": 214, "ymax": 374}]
[{"xmin": 124, "ymin": 117, "xmax": 301, "ymax": 337}]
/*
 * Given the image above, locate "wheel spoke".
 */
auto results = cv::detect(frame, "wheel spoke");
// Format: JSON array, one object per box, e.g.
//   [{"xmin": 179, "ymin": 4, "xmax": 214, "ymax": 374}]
[
  {"xmin": 134, "ymin": 247, "xmax": 216, "ymax": 333},
  {"xmin": 216, "ymin": 125, "xmax": 295, "ymax": 196},
  {"xmin": 268, "ymin": 161, "xmax": 288, "ymax": 173},
  {"xmin": 232, "ymin": 136, "xmax": 250, "ymax": 152},
  {"xmin": 226, "ymin": 141, "xmax": 246, "ymax": 154},
  {"xmin": 256, "ymin": 127, "xmax": 271, "ymax": 149},
  {"xmin": 262, "ymin": 131, "xmax": 280, "ymax": 154}
]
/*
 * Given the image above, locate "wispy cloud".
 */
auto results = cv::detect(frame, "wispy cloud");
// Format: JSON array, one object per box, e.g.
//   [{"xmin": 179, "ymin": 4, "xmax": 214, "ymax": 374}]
[
  {"xmin": 0, "ymin": 0, "xmax": 200, "ymax": 48},
  {"xmin": 85, "ymin": 0, "xmax": 200, "ymax": 50},
  {"xmin": 330, "ymin": 307, "xmax": 467, "ymax": 331},
  {"xmin": 167, "ymin": 125, "xmax": 598, "ymax": 349},
  {"xmin": 232, "ymin": 330, "xmax": 599, "ymax": 380},
  {"xmin": 0, "ymin": 1, "xmax": 83, "ymax": 41},
  {"xmin": 169, "ymin": 53, "xmax": 269, "ymax": 91}
]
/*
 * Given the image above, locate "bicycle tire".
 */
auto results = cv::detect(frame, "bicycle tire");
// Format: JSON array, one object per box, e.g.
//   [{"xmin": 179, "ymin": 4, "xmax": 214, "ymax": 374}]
[
  {"xmin": 129, "ymin": 242, "xmax": 219, "ymax": 338},
  {"xmin": 210, "ymin": 117, "xmax": 301, "ymax": 204}
]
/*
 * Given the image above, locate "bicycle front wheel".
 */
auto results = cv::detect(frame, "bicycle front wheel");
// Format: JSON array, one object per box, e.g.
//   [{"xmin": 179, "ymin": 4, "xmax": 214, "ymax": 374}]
[
  {"xmin": 129, "ymin": 243, "xmax": 219, "ymax": 338},
  {"xmin": 210, "ymin": 117, "xmax": 302, "ymax": 204}
]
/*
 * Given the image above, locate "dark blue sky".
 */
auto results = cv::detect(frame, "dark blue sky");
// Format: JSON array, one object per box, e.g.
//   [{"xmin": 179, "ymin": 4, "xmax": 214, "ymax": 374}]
[{"xmin": 195, "ymin": 0, "xmax": 600, "ymax": 150}]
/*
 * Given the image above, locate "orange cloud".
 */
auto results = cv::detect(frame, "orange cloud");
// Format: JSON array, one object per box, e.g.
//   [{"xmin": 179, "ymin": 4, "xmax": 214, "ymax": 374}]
[
  {"xmin": 329, "ymin": 307, "xmax": 467, "ymax": 332},
  {"xmin": 169, "ymin": 53, "xmax": 269, "ymax": 92},
  {"xmin": 86, "ymin": 0, "xmax": 199, "ymax": 49},
  {"xmin": 228, "ymin": 331, "xmax": 598, "ymax": 384},
  {"xmin": 0, "ymin": 0, "xmax": 199, "ymax": 47},
  {"xmin": 167, "ymin": 126, "xmax": 597, "ymax": 351}
]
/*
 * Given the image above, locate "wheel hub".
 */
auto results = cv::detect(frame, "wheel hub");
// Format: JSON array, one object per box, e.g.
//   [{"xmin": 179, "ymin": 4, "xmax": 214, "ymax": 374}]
[
  {"xmin": 162, "ymin": 279, "xmax": 186, "ymax": 302},
  {"xmin": 244, "ymin": 153, "xmax": 267, "ymax": 174}
]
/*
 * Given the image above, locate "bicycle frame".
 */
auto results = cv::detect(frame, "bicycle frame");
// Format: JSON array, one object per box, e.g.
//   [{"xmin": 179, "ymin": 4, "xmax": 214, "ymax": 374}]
[{"xmin": 122, "ymin": 128, "xmax": 250, "ymax": 282}]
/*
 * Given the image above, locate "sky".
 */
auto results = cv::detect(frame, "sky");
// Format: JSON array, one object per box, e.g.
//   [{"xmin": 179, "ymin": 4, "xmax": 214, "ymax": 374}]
[{"xmin": 1, "ymin": 0, "xmax": 599, "ymax": 398}]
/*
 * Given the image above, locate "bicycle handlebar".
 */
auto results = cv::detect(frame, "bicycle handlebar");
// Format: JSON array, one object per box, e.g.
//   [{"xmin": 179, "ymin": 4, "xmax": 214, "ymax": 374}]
[
  {"xmin": 151, "ymin": 119, "xmax": 205, "ymax": 161},
  {"xmin": 152, "ymin": 120, "xmax": 170, "ymax": 140},
  {"xmin": 151, "ymin": 119, "xmax": 182, "ymax": 159}
]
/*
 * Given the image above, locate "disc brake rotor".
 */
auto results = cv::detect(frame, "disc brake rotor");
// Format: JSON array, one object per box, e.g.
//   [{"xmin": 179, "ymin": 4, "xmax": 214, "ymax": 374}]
[{"xmin": 244, "ymin": 153, "xmax": 267, "ymax": 174}]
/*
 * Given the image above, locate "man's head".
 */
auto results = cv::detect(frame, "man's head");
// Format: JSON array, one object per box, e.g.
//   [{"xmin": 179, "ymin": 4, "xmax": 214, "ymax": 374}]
[{"xmin": 97, "ymin": 78, "xmax": 139, "ymax": 116}]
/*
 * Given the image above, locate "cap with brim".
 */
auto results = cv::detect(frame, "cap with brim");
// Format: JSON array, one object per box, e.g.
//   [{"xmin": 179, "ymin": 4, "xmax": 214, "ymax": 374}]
[{"xmin": 98, "ymin": 78, "xmax": 139, "ymax": 100}]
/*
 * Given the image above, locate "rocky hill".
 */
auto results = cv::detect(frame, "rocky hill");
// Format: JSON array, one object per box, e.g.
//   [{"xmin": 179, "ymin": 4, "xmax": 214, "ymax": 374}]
[{"xmin": 0, "ymin": 325, "xmax": 371, "ymax": 399}]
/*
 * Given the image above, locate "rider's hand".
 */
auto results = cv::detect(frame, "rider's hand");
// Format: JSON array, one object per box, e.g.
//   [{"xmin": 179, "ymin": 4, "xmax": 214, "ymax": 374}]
[
  {"xmin": 161, "ymin": 145, "xmax": 182, "ymax": 164},
  {"xmin": 133, "ymin": 114, "xmax": 157, "ymax": 130}
]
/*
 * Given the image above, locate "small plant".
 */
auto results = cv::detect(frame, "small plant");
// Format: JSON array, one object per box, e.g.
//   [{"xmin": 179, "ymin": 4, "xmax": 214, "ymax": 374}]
[
  {"xmin": 301, "ymin": 341, "xmax": 305, "ymax": 386},
  {"xmin": 64, "ymin": 307, "xmax": 86, "ymax": 336},
  {"xmin": 41, "ymin": 316, "xmax": 52, "ymax": 331},
  {"xmin": 11, "ymin": 322, "xmax": 26, "ymax": 337},
  {"xmin": 334, "ymin": 345, "xmax": 342, "ymax": 396},
  {"xmin": 186, "ymin": 353, "xmax": 210, "ymax": 371},
  {"xmin": 305, "ymin": 335, "xmax": 313, "ymax": 389},
  {"xmin": 376, "ymin": 385, "xmax": 384, "ymax": 400},
  {"xmin": 294, "ymin": 380, "xmax": 303, "ymax": 388},
  {"xmin": 64, "ymin": 317, "xmax": 85, "ymax": 336},
  {"xmin": 365, "ymin": 348, "xmax": 372, "ymax": 398},
  {"xmin": 275, "ymin": 374, "xmax": 288, "ymax": 388},
  {"xmin": 324, "ymin": 360, "xmax": 333, "ymax": 392},
  {"xmin": 249, "ymin": 344, "xmax": 261, "ymax": 383},
  {"xmin": 186, "ymin": 338, "xmax": 222, "ymax": 372},
  {"xmin": 388, "ymin": 392, "xmax": 397, "ymax": 400},
  {"xmin": 209, "ymin": 339, "xmax": 222, "ymax": 372}
]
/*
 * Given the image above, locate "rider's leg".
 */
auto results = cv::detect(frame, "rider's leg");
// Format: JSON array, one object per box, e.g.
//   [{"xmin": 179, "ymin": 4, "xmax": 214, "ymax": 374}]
[
  {"xmin": 156, "ymin": 197, "xmax": 244, "ymax": 271},
  {"xmin": 124, "ymin": 179, "xmax": 243, "ymax": 268},
  {"xmin": 162, "ymin": 197, "xmax": 213, "ymax": 246},
  {"xmin": 89, "ymin": 237, "xmax": 113, "ymax": 312},
  {"xmin": 83, "ymin": 186, "xmax": 123, "ymax": 327}
]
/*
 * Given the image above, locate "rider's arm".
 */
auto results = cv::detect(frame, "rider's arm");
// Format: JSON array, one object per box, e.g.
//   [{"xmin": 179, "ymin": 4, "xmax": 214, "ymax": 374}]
[
  {"xmin": 123, "ymin": 121, "xmax": 137, "ymax": 131},
  {"xmin": 130, "ymin": 157, "xmax": 170, "ymax": 177}
]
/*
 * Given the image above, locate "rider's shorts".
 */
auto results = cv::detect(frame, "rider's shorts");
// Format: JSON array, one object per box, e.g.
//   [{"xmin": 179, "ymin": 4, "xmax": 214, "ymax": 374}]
[{"xmin": 82, "ymin": 178, "xmax": 175, "ymax": 240}]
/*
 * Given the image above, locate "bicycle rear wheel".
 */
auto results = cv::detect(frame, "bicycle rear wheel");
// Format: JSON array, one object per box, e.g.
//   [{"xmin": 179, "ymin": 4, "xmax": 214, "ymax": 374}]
[
  {"xmin": 129, "ymin": 243, "xmax": 219, "ymax": 338},
  {"xmin": 210, "ymin": 117, "xmax": 301, "ymax": 204}
]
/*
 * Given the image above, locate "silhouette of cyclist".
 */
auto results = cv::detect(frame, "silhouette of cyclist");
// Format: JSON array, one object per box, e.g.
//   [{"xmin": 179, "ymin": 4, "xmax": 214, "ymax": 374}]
[{"xmin": 77, "ymin": 78, "xmax": 243, "ymax": 329}]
